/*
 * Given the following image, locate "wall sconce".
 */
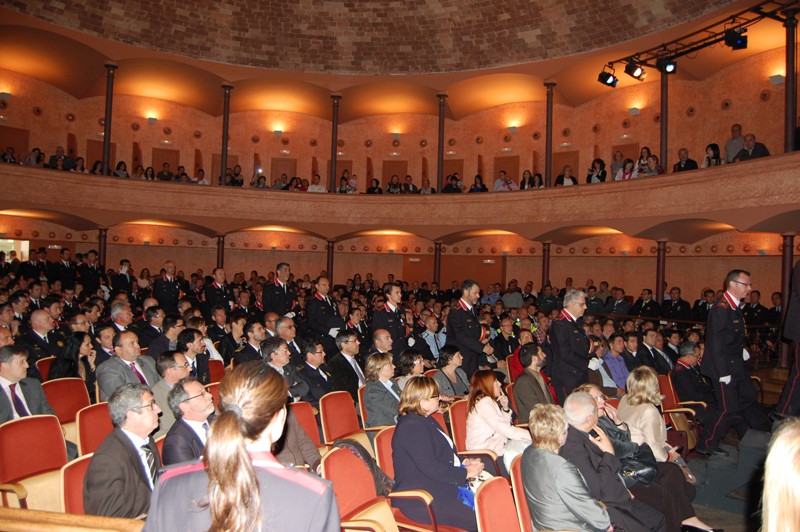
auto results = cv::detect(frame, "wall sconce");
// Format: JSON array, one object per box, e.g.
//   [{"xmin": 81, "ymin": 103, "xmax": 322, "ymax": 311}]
[
  {"xmin": 147, "ymin": 117, "xmax": 157, "ymax": 124},
  {"xmin": 769, "ymin": 74, "xmax": 785, "ymax": 85},
  {"xmin": 558, "ymin": 142, "xmax": 572, "ymax": 148},
  {"xmin": 0, "ymin": 116, "xmax": 8, "ymax": 123},
  {"xmin": 619, "ymin": 133, "xmax": 632, "ymax": 140},
  {"xmin": 390, "ymin": 132, "xmax": 400, "ymax": 139},
  {"xmin": 274, "ymin": 130, "xmax": 283, "ymax": 137},
  {"xmin": 279, "ymin": 149, "xmax": 291, "ymax": 156},
  {"xmin": 482, "ymin": 259, "xmax": 496, "ymax": 265},
  {"xmin": 627, "ymin": 107, "xmax": 641, "ymax": 116},
  {"xmin": 445, "ymin": 150, "xmax": 457, "ymax": 156},
  {"xmin": 389, "ymin": 152, "xmax": 400, "ymax": 157},
  {"xmin": 506, "ymin": 126, "xmax": 518, "ymax": 133},
  {"xmin": 96, "ymin": 131, "xmax": 105, "ymax": 137},
  {"xmin": 500, "ymin": 147, "xmax": 512, "ymax": 153},
  {"xmin": 0, "ymin": 92, "xmax": 11, "ymax": 100},
  {"xmin": 160, "ymin": 140, "xmax": 173, "ymax": 146}
]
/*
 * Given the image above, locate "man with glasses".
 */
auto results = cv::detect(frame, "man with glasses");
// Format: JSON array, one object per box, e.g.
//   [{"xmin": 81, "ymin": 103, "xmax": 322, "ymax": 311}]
[
  {"xmin": 698, "ymin": 269, "xmax": 770, "ymax": 456},
  {"xmin": 96, "ymin": 330, "xmax": 161, "ymax": 401},
  {"xmin": 276, "ymin": 317, "xmax": 303, "ymax": 367},
  {"xmin": 134, "ymin": 305, "xmax": 164, "ymax": 349},
  {"xmin": 297, "ymin": 338, "xmax": 332, "ymax": 409},
  {"xmin": 84, "ymin": 383, "xmax": 162, "ymax": 518},
  {"xmin": 162, "ymin": 377, "xmax": 215, "ymax": 465},
  {"xmin": 151, "ymin": 351, "xmax": 191, "ymax": 437},
  {"xmin": 328, "ymin": 330, "xmax": 364, "ymax": 402},
  {"xmin": 262, "ymin": 336, "xmax": 308, "ymax": 401},
  {"xmin": 146, "ymin": 314, "xmax": 185, "ymax": 360}
]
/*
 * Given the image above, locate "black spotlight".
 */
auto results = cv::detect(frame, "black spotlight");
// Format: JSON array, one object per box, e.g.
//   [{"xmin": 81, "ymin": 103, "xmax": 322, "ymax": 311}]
[
  {"xmin": 597, "ymin": 66, "xmax": 619, "ymax": 87},
  {"xmin": 624, "ymin": 59, "xmax": 647, "ymax": 81},
  {"xmin": 725, "ymin": 28, "xmax": 747, "ymax": 50},
  {"xmin": 656, "ymin": 57, "xmax": 677, "ymax": 74}
]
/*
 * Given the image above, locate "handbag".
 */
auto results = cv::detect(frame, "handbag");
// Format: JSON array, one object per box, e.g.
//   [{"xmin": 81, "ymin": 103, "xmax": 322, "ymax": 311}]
[{"xmin": 619, "ymin": 443, "xmax": 658, "ymax": 487}]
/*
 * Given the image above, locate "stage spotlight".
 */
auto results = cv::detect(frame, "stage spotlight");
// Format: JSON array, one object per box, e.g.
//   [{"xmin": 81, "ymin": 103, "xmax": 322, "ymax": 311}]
[
  {"xmin": 624, "ymin": 60, "xmax": 647, "ymax": 81},
  {"xmin": 656, "ymin": 57, "xmax": 677, "ymax": 74},
  {"xmin": 597, "ymin": 66, "xmax": 619, "ymax": 87},
  {"xmin": 724, "ymin": 28, "xmax": 747, "ymax": 50}
]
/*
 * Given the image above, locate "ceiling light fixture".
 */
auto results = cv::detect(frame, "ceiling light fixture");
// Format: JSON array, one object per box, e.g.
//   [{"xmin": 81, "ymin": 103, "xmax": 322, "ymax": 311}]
[
  {"xmin": 624, "ymin": 59, "xmax": 647, "ymax": 81},
  {"xmin": 724, "ymin": 28, "xmax": 747, "ymax": 50},
  {"xmin": 656, "ymin": 57, "xmax": 677, "ymax": 74},
  {"xmin": 597, "ymin": 65, "xmax": 619, "ymax": 87}
]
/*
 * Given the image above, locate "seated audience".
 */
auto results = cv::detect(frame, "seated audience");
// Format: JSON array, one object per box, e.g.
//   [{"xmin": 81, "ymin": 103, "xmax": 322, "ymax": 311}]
[
  {"xmin": 493, "ymin": 170, "xmax": 519, "ymax": 191},
  {"xmin": 554, "ymin": 165, "xmax": 578, "ymax": 186},
  {"xmin": 366, "ymin": 178, "xmax": 383, "ymax": 194},
  {"xmin": 233, "ymin": 320, "xmax": 266, "ymax": 366},
  {"xmin": 614, "ymin": 158, "xmax": 638, "ymax": 180},
  {"xmin": 262, "ymin": 336, "xmax": 309, "ymax": 401},
  {"xmin": 586, "ymin": 158, "xmax": 607, "ymax": 183},
  {"xmin": 392, "ymin": 376, "xmax": 483, "ymax": 531},
  {"xmin": 521, "ymin": 403, "xmax": 612, "ymax": 532},
  {"xmin": 363, "ymin": 351, "xmax": 401, "ymax": 428},
  {"xmin": 432, "ymin": 344, "xmax": 469, "ymax": 397},
  {"xmin": 701, "ymin": 143, "xmax": 723, "ymax": 167},
  {"xmin": 0, "ymin": 345, "xmax": 56, "ymax": 423},
  {"xmin": 512, "ymin": 342, "xmax": 552, "ymax": 423},
  {"xmin": 602, "ymin": 332, "xmax": 630, "ymax": 392},
  {"xmin": 468, "ymin": 174, "xmax": 488, "ymax": 192},
  {"xmin": 587, "ymin": 335, "xmax": 624, "ymax": 398},
  {"xmin": 672, "ymin": 148, "xmax": 698, "ymax": 172},
  {"xmin": 327, "ymin": 329, "xmax": 365, "ymax": 402},
  {"xmin": 641, "ymin": 155, "xmax": 665, "ymax": 176},
  {"xmin": 145, "ymin": 363, "xmax": 339, "ymax": 531},
  {"xmin": 49, "ymin": 331, "xmax": 97, "ymax": 401},
  {"xmin": 162, "ymin": 376, "xmax": 215, "ymax": 465},
  {"xmin": 218, "ymin": 311, "xmax": 247, "ymax": 366},
  {"xmin": 151, "ymin": 350, "xmax": 191, "ymax": 438},
  {"xmin": 296, "ymin": 338, "xmax": 332, "ymax": 409},
  {"xmin": 733, "ymin": 133, "xmax": 770, "ymax": 161},
  {"xmin": 96, "ymin": 330, "xmax": 161, "ymax": 401},
  {"xmin": 396, "ymin": 349, "xmax": 425, "ymax": 390}
]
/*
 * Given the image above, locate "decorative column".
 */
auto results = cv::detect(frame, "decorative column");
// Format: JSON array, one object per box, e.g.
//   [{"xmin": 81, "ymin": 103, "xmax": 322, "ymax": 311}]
[
  {"xmin": 436, "ymin": 93, "xmax": 447, "ymax": 190},
  {"xmin": 327, "ymin": 240, "xmax": 335, "ymax": 282},
  {"xmin": 659, "ymin": 71, "xmax": 669, "ymax": 170},
  {"xmin": 98, "ymin": 229, "xmax": 107, "ymax": 267},
  {"xmin": 220, "ymin": 84, "xmax": 233, "ymax": 186},
  {"xmin": 102, "ymin": 63, "xmax": 117, "ymax": 176},
  {"xmin": 544, "ymin": 82, "xmax": 556, "ymax": 187},
  {"xmin": 656, "ymin": 241, "xmax": 667, "ymax": 305},
  {"xmin": 780, "ymin": 234, "xmax": 795, "ymax": 367},
  {"xmin": 433, "ymin": 242, "xmax": 442, "ymax": 285},
  {"xmin": 329, "ymin": 95, "xmax": 342, "ymax": 193},
  {"xmin": 216, "ymin": 235, "xmax": 225, "ymax": 268},
  {"xmin": 541, "ymin": 242, "xmax": 551, "ymax": 289},
  {"xmin": 785, "ymin": 10, "xmax": 798, "ymax": 152}
]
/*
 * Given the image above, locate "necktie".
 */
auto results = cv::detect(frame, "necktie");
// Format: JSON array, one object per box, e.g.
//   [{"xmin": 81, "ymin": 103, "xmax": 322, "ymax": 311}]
[
  {"xmin": 141, "ymin": 443, "xmax": 158, "ymax": 485},
  {"xmin": 129, "ymin": 362, "xmax": 147, "ymax": 384},
  {"xmin": 190, "ymin": 360, "xmax": 197, "ymax": 377},
  {"xmin": 202, "ymin": 422, "xmax": 210, "ymax": 440},
  {"xmin": 319, "ymin": 368, "xmax": 328, "ymax": 381},
  {"xmin": 9, "ymin": 384, "xmax": 29, "ymax": 417},
  {"xmin": 351, "ymin": 358, "xmax": 366, "ymax": 385}
]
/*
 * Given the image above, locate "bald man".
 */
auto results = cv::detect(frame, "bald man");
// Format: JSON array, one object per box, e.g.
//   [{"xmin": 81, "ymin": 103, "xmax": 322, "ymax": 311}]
[{"xmin": 15, "ymin": 309, "xmax": 61, "ymax": 380}]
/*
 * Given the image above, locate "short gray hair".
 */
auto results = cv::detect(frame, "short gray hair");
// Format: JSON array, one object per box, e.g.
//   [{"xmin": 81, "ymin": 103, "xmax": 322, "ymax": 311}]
[
  {"xmin": 109, "ymin": 383, "xmax": 151, "ymax": 427},
  {"xmin": 167, "ymin": 377, "xmax": 199, "ymax": 418},
  {"xmin": 562, "ymin": 289, "xmax": 588, "ymax": 308},
  {"xmin": 110, "ymin": 302, "xmax": 131, "ymax": 321},
  {"xmin": 563, "ymin": 391, "xmax": 597, "ymax": 428},
  {"xmin": 679, "ymin": 341, "xmax": 698, "ymax": 357}
]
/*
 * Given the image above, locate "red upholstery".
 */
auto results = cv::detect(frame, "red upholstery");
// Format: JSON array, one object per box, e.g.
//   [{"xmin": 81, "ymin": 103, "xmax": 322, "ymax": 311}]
[
  {"xmin": 357, "ymin": 385, "xmax": 368, "ymax": 427},
  {"xmin": 321, "ymin": 447, "xmax": 377, "ymax": 516},
  {"xmin": 289, "ymin": 401, "xmax": 322, "ymax": 447},
  {"xmin": 208, "ymin": 359, "xmax": 226, "ymax": 383},
  {"xmin": 424, "ymin": 369, "xmax": 438, "ymax": 378},
  {"xmin": 42, "ymin": 378, "xmax": 90, "ymax": 424},
  {"xmin": 475, "ymin": 476, "xmax": 522, "ymax": 532},
  {"xmin": 60, "ymin": 453, "xmax": 93, "ymax": 514},
  {"xmin": 509, "ymin": 455, "xmax": 533, "ymax": 532},
  {"xmin": 0, "ymin": 415, "xmax": 67, "ymax": 483},
  {"xmin": 374, "ymin": 426, "xmax": 395, "ymax": 478},
  {"xmin": 319, "ymin": 391, "xmax": 361, "ymax": 443},
  {"xmin": 446, "ymin": 400, "xmax": 469, "ymax": 452},
  {"xmin": 154, "ymin": 435, "xmax": 166, "ymax": 461},
  {"xmin": 35, "ymin": 357, "xmax": 55, "ymax": 382},
  {"xmin": 431, "ymin": 410, "xmax": 449, "ymax": 436},
  {"xmin": 205, "ymin": 382, "xmax": 220, "ymax": 410},
  {"xmin": 76, "ymin": 403, "xmax": 113, "ymax": 456},
  {"xmin": 506, "ymin": 382, "xmax": 518, "ymax": 417}
]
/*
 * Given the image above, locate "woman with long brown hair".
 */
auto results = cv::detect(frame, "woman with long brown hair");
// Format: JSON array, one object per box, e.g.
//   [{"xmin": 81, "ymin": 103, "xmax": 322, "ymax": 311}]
[{"xmin": 145, "ymin": 362, "xmax": 339, "ymax": 531}]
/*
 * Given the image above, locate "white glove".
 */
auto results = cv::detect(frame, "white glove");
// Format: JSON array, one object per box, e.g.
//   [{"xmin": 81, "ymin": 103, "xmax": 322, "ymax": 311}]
[
  {"xmin": 719, "ymin": 375, "xmax": 732, "ymax": 384},
  {"xmin": 285, "ymin": 312, "xmax": 296, "ymax": 319},
  {"xmin": 328, "ymin": 327, "xmax": 340, "ymax": 338},
  {"xmin": 742, "ymin": 348, "xmax": 750, "ymax": 361},
  {"xmin": 588, "ymin": 358, "xmax": 601, "ymax": 371},
  {"xmin": 407, "ymin": 337, "xmax": 415, "ymax": 347}
]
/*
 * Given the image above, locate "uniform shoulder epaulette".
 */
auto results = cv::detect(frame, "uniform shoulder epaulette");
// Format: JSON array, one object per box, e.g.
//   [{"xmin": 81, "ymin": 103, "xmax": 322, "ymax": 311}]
[
  {"xmin": 235, "ymin": 344, "xmax": 246, "ymax": 352},
  {"xmin": 717, "ymin": 300, "xmax": 729, "ymax": 309}
]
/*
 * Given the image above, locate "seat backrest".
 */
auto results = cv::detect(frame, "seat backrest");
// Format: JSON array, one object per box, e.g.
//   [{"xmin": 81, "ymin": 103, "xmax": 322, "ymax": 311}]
[
  {"xmin": 374, "ymin": 426, "xmax": 395, "ymax": 479},
  {"xmin": 60, "ymin": 453, "xmax": 93, "ymax": 514},
  {"xmin": 319, "ymin": 391, "xmax": 361, "ymax": 443},
  {"xmin": 667, "ymin": 412, "xmax": 697, "ymax": 450},
  {"xmin": 205, "ymin": 382, "xmax": 220, "ymax": 410},
  {"xmin": 475, "ymin": 476, "xmax": 522, "ymax": 532},
  {"xmin": 431, "ymin": 410, "xmax": 449, "ymax": 436},
  {"xmin": 76, "ymin": 402, "xmax": 113, "ymax": 456},
  {"xmin": 357, "ymin": 385, "xmax": 368, "ymax": 428},
  {"xmin": 475, "ymin": 477, "xmax": 520, "ymax": 532},
  {"xmin": 154, "ymin": 435, "xmax": 166, "ymax": 460},
  {"xmin": 208, "ymin": 359, "xmax": 226, "ymax": 383},
  {"xmin": 506, "ymin": 382, "xmax": 518, "ymax": 416},
  {"xmin": 289, "ymin": 401, "xmax": 323, "ymax": 447},
  {"xmin": 509, "ymin": 455, "xmax": 533, "ymax": 532},
  {"xmin": 606, "ymin": 397, "xmax": 620, "ymax": 409},
  {"xmin": 320, "ymin": 447, "xmax": 378, "ymax": 517},
  {"xmin": 35, "ymin": 356, "xmax": 56, "ymax": 382},
  {"xmin": 506, "ymin": 352, "xmax": 519, "ymax": 382},
  {"xmin": 0, "ymin": 415, "xmax": 68, "ymax": 483},
  {"xmin": 446, "ymin": 399, "xmax": 469, "ymax": 452},
  {"xmin": 659, "ymin": 373, "xmax": 678, "ymax": 410},
  {"xmin": 423, "ymin": 369, "xmax": 438, "ymax": 378},
  {"xmin": 42, "ymin": 377, "xmax": 91, "ymax": 424}
]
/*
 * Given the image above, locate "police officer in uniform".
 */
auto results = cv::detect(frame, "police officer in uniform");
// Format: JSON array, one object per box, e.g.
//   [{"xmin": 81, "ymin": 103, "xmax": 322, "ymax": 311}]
[
  {"xmin": 152, "ymin": 261, "xmax": 181, "ymax": 314},
  {"xmin": 549, "ymin": 289, "xmax": 591, "ymax": 404},
  {"xmin": 445, "ymin": 279, "xmax": 493, "ymax": 378},
  {"xmin": 371, "ymin": 282, "xmax": 410, "ymax": 354},
  {"xmin": 204, "ymin": 267, "xmax": 235, "ymax": 317},
  {"xmin": 262, "ymin": 262, "xmax": 298, "ymax": 317},
  {"xmin": 776, "ymin": 259, "xmax": 800, "ymax": 417},
  {"xmin": 306, "ymin": 277, "xmax": 338, "ymax": 342}
]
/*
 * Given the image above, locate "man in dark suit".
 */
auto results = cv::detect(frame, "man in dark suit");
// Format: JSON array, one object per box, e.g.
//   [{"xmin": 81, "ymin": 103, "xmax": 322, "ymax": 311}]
[
  {"xmin": 47, "ymin": 145, "xmax": 74, "ymax": 171},
  {"xmin": 549, "ymin": 289, "xmax": 591, "ymax": 404},
  {"xmin": 84, "ymin": 383, "xmax": 162, "ymax": 518},
  {"xmin": 327, "ymin": 330, "xmax": 365, "ymax": 402},
  {"xmin": 630, "ymin": 289, "xmax": 660, "ymax": 319},
  {"xmin": 776, "ymin": 259, "xmax": 800, "ymax": 417},
  {"xmin": 162, "ymin": 377, "xmax": 215, "ymax": 466},
  {"xmin": 206, "ymin": 306, "xmax": 229, "ymax": 344},
  {"xmin": 306, "ymin": 277, "xmax": 338, "ymax": 342},
  {"xmin": 96, "ymin": 330, "xmax": 161, "ymax": 401},
  {"xmin": 672, "ymin": 148, "xmax": 698, "ymax": 172},
  {"xmin": 733, "ymin": 133, "xmax": 770, "ymax": 161},
  {"xmin": 262, "ymin": 262, "xmax": 298, "ymax": 318},
  {"xmin": 135, "ymin": 305, "xmax": 164, "ymax": 348},
  {"xmin": 560, "ymin": 391, "xmax": 667, "ymax": 532},
  {"xmin": 233, "ymin": 320, "xmax": 266, "ymax": 366},
  {"xmin": 176, "ymin": 328, "xmax": 211, "ymax": 385},
  {"xmin": 371, "ymin": 282, "xmax": 410, "ymax": 354},
  {"xmin": 276, "ymin": 317, "xmax": 304, "ymax": 367},
  {"xmin": 0, "ymin": 345, "xmax": 56, "ymax": 423},
  {"xmin": 635, "ymin": 329, "xmax": 672, "ymax": 375},
  {"xmin": 603, "ymin": 288, "xmax": 631, "ymax": 316},
  {"xmin": 147, "ymin": 314, "xmax": 185, "ymax": 360},
  {"xmin": 203, "ymin": 267, "xmax": 235, "ymax": 317},
  {"xmin": 742, "ymin": 290, "xmax": 768, "ymax": 327},
  {"xmin": 15, "ymin": 309, "xmax": 61, "ymax": 380},
  {"xmin": 263, "ymin": 336, "xmax": 309, "ymax": 401},
  {"xmin": 692, "ymin": 289, "xmax": 716, "ymax": 323},
  {"xmin": 152, "ymin": 261, "xmax": 181, "ymax": 314},
  {"xmin": 50, "ymin": 248, "xmax": 77, "ymax": 288},
  {"xmin": 661, "ymin": 287, "xmax": 691, "ymax": 329},
  {"xmin": 446, "ymin": 279, "xmax": 494, "ymax": 378},
  {"xmin": 297, "ymin": 338, "xmax": 332, "ymax": 409},
  {"xmin": 76, "ymin": 250, "xmax": 107, "ymax": 297},
  {"xmin": 699, "ymin": 269, "xmax": 771, "ymax": 455},
  {"xmin": 110, "ymin": 259, "xmax": 135, "ymax": 297}
]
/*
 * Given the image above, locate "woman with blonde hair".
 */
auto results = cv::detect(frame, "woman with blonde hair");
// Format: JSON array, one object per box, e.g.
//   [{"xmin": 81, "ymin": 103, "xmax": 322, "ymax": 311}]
[
  {"xmin": 761, "ymin": 418, "xmax": 800, "ymax": 532},
  {"xmin": 363, "ymin": 351, "xmax": 401, "ymax": 428},
  {"xmin": 145, "ymin": 362, "xmax": 339, "ymax": 531}
]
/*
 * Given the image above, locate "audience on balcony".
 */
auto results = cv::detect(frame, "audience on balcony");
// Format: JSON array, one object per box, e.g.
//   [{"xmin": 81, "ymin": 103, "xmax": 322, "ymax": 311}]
[{"xmin": 586, "ymin": 158, "xmax": 607, "ymax": 183}]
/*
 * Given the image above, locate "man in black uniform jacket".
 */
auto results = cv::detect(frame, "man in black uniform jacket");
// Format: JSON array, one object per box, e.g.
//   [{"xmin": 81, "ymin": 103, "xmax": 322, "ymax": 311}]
[
  {"xmin": 50, "ymin": 248, "xmax": 77, "ymax": 288},
  {"xmin": 549, "ymin": 289, "xmax": 591, "ymax": 404},
  {"xmin": 233, "ymin": 320, "xmax": 267, "ymax": 366},
  {"xmin": 296, "ymin": 338, "xmax": 333, "ymax": 409},
  {"xmin": 306, "ymin": 277, "xmax": 338, "ymax": 342},
  {"xmin": 699, "ymin": 269, "xmax": 770, "ymax": 455},
  {"xmin": 446, "ymin": 279, "xmax": 494, "ymax": 379},
  {"xmin": 110, "ymin": 259, "xmax": 135, "ymax": 297},
  {"xmin": 203, "ymin": 267, "xmax": 235, "ymax": 317},
  {"xmin": 776, "ymin": 259, "xmax": 800, "ymax": 416},
  {"xmin": 371, "ymin": 282, "xmax": 410, "ymax": 354},
  {"xmin": 630, "ymin": 288, "xmax": 660, "ymax": 319},
  {"xmin": 77, "ymin": 249, "xmax": 107, "ymax": 297},
  {"xmin": 262, "ymin": 262, "xmax": 298, "ymax": 318},
  {"xmin": 152, "ymin": 261, "xmax": 181, "ymax": 314},
  {"xmin": 661, "ymin": 287, "xmax": 691, "ymax": 330}
]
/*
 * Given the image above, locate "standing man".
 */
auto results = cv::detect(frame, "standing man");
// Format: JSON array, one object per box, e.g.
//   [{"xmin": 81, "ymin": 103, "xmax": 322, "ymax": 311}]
[
  {"xmin": 699, "ymin": 269, "xmax": 770, "ymax": 455},
  {"xmin": 724, "ymin": 123, "xmax": 744, "ymax": 163},
  {"xmin": 776, "ymin": 259, "xmax": 800, "ymax": 417},
  {"xmin": 152, "ymin": 261, "xmax": 181, "ymax": 314},
  {"xmin": 204, "ymin": 267, "xmax": 235, "ymax": 317},
  {"xmin": 306, "ymin": 277, "xmax": 338, "ymax": 342},
  {"xmin": 371, "ymin": 282, "xmax": 410, "ymax": 354},
  {"xmin": 549, "ymin": 289, "xmax": 591, "ymax": 404},
  {"xmin": 262, "ymin": 262, "xmax": 298, "ymax": 318},
  {"xmin": 446, "ymin": 280, "xmax": 493, "ymax": 378}
]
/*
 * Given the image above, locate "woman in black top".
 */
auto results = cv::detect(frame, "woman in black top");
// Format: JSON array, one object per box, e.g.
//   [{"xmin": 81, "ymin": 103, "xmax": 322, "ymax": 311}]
[{"xmin": 50, "ymin": 331, "xmax": 97, "ymax": 402}]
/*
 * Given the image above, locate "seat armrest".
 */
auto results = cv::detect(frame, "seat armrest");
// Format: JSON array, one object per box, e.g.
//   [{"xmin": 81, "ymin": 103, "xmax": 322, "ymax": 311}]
[{"xmin": 0, "ymin": 483, "xmax": 28, "ymax": 508}]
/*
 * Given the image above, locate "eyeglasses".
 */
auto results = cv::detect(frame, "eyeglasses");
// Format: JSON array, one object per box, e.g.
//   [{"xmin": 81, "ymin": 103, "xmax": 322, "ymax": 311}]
[
  {"xmin": 173, "ymin": 362, "xmax": 191, "ymax": 369},
  {"xmin": 132, "ymin": 401, "xmax": 158, "ymax": 411},
  {"xmin": 181, "ymin": 392, "xmax": 207, "ymax": 403},
  {"xmin": 732, "ymin": 280, "xmax": 752, "ymax": 287},
  {"xmin": 314, "ymin": 349, "xmax": 325, "ymax": 355}
]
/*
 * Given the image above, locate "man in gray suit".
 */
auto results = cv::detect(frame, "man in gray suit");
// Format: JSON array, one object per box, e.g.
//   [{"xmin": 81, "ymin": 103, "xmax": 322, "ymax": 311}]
[
  {"xmin": 0, "ymin": 345, "xmax": 55, "ymax": 423},
  {"xmin": 96, "ymin": 330, "xmax": 161, "ymax": 401},
  {"xmin": 262, "ymin": 336, "xmax": 309, "ymax": 401},
  {"xmin": 151, "ymin": 351, "xmax": 191, "ymax": 438},
  {"xmin": 513, "ymin": 343, "xmax": 553, "ymax": 424}
]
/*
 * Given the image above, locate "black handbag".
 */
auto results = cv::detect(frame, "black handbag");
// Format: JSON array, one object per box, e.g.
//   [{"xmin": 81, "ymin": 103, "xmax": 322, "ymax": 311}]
[{"xmin": 619, "ymin": 443, "xmax": 658, "ymax": 487}]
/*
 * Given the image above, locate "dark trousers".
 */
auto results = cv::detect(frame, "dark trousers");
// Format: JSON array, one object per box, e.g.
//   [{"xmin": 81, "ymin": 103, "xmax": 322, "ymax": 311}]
[
  {"xmin": 777, "ymin": 342, "xmax": 800, "ymax": 416},
  {"xmin": 700, "ymin": 372, "xmax": 764, "ymax": 449},
  {"xmin": 630, "ymin": 462, "xmax": 695, "ymax": 532}
]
